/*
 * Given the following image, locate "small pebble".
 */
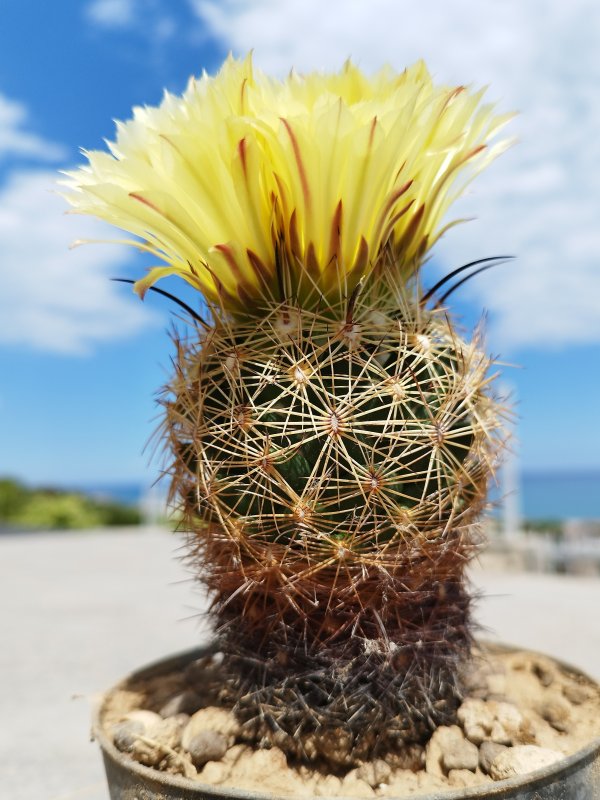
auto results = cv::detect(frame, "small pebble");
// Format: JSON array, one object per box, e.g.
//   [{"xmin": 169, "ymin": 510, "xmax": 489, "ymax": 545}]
[
  {"xmin": 112, "ymin": 720, "xmax": 144, "ymax": 752},
  {"xmin": 313, "ymin": 774, "xmax": 343, "ymax": 795},
  {"xmin": 464, "ymin": 666, "xmax": 491, "ymax": 699},
  {"xmin": 425, "ymin": 725, "xmax": 466, "ymax": 777},
  {"xmin": 340, "ymin": 774, "xmax": 375, "ymax": 798},
  {"xmin": 516, "ymin": 712, "xmax": 539, "ymax": 745},
  {"xmin": 356, "ymin": 758, "xmax": 392, "ymax": 787},
  {"xmin": 123, "ymin": 710, "xmax": 162, "ymax": 730},
  {"xmin": 490, "ymin": 745, "xmax": 563, "ymax": 780},
  {"xmin": 222, "ymin": 743, "xmax": 251, "ymax": 764},
  {"xmin": 532, "ymin": 659, "xmax": 556, "ymax": 687},
  {"xmin": 563, "ymin": 681, "xmax": 595, "ymax": 705},
  {"xmin": 130, "ymin": 737, "xmax": 163, "ymax": 768},
  {"xmin": 442, "ymin": 737, "xmax": 479, "ymax": 772},
  {"xmin": 186, "ymin": 730, "xmax": 228, "ymax": 768},
  {"xmin": 457, "ymin": 699, "xmax": 494, "ymax": 744},
  {"xmin": 510, "ymin": 656, "xmax": 529, "ymax": 671},
  {"xmin": 538, "ymin": 695, "xmax": 572, "ymax": 732},
  {"xmin": 159, "ymin": 689, "xmax": 203, "ymax": 718},
  {"xmin": 198, "ymin": 760, "xmax": 230, "ymax": 783},
  {"xmin": 490, "ymin": 702, "xmax": 523, "ymax": 745},
  {"xmin": 448, "ymin": 768, "xmax": 480, "ymax": 787},
  {"xmin": 486, "ymin": 673, "xmax": 507, "ymax": 697},
  {"xmin": 182, "ymin": 707, "xmax": 240, "ymax": 750},
  {"xmin": 479, "ymin": 741, "xmax": 507, "ymax": 775},
  {"xmin": 151, "ymin": 717, "xmax": 186, "ymax": 749},
  {"xmin": 225, "ymin": 748, "xmax": 307, "ymax": 796}
]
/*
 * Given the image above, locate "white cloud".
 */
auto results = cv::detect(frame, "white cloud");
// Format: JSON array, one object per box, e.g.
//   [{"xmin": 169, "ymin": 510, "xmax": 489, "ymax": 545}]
[
  {"xmin": 193, "ymin": 0, "xmax": 600, "ymax": 352},
  {"xmin": 0, "ymin": 94, "xmax": 66, "ymax": 162},
  {"xmin": 85, "ymin": 0, "xmax": 176, "ymax": 44},
  {"xmin": 86, "ymin": 0, "xmax": 135, "ymax": 27},
  {"xmin": 0, "ymin": 170, "xmax": 159, "ymax": 355}
]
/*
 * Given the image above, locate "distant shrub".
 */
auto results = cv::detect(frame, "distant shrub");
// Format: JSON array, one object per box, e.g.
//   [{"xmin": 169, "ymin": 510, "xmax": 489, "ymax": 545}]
[
  {"xmin": 523, "ymin": 519, "xmax": 563, "ymax": 537},
  {"xmin": 0, "ymin": 478, "xmax": 30, "ymax": 519},
  {"xmin": 0, "ymin": 477, "xmax": 141, "ymax": 530}
]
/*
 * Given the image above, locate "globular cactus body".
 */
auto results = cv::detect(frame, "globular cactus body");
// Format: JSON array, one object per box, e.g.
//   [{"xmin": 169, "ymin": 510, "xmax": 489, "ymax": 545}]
[{"xmin": 164, "ymin": 271, "xmax": 500, "ymax": 762}]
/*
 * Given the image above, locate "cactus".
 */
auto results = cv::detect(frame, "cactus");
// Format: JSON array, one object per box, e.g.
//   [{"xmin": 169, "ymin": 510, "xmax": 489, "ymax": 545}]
[{"xmin": 63, "ymin": 55, "xmax": 511, "ymax": 766}]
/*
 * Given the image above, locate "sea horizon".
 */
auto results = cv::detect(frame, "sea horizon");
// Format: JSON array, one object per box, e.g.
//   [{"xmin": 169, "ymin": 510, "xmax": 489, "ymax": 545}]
[{"xmin": 61, "ymin": 469, "xmax": 600, "ymax": 523}]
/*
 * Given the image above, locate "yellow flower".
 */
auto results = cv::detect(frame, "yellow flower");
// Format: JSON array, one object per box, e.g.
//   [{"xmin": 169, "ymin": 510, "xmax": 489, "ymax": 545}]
[{"xmin": 62, "ymin": 54, "xmax": 512, "ymax": 313}]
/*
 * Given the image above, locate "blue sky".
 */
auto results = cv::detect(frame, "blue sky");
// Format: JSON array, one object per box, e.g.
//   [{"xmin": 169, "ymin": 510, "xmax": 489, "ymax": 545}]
[{"xmin": 0, "ymin": 0, "xmax": 599, "ymax": 490}]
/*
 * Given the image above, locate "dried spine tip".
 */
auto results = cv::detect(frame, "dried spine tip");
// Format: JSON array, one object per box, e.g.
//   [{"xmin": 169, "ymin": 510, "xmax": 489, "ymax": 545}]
[{"xmin": 289, "ymin": 364, "xmax": 310, "ymax": 385}]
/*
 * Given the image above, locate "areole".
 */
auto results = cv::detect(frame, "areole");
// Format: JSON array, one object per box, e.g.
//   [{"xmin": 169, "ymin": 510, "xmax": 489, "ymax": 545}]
[{"xmin": 94, "ymin": 644, "xmax": 600, "ymax": 800}]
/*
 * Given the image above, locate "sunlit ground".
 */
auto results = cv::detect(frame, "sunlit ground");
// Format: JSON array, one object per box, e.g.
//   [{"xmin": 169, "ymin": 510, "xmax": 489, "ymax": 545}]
[{"xmin": 1, "ymin": 525, "xmax": 599, "ymax": 800}]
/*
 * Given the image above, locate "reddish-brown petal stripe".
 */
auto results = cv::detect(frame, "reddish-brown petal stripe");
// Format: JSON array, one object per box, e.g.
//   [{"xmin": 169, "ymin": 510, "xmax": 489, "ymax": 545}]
[
  {"xmin": 373, "ymin": 181, "xmax": 414, "ymax": 245},
  {"xmin": 159, "ymin": 133, "xmax": 182, "ymax": 156},
  {"xmin": 426, "ymin": 145, "xmax": 489, "ymax": 211},
  {"xmin": 393, "ymin": 160, "xmax": 407, "ymax": 185},
  {"xmin": 416, "ymin": 234, "xmax": 429, "ymax": 260},
  {"xmin": 246, "ymin": 248, "xmax": 272, "ymax": 288},
  {"xmin": 305, "ymin": 242, "xmax": 320, "ymax": 279},
  {"xmin": 272, "ymin": 173, "xmax": 291, "ymax": 224},
  {"xmin": 280, "ymin": 117, "xmax": 311, "ymax": 211},
  {"xmin": 214, "ymin": 243, "xmax": 257, "ymax": 296},
  {"xmin": 214, "ymin": 243, "xmax": 241, "ymax": 272},
  {"xmin": 464, "ymin": 144, "xmax": 487, "ymax": 162},
  {"xmin": 368, "ymin": 116, "xmax": 378, "ymax": 148},
  {"xmin": 239, "ymin": 77, "xmax": 248, "ymax": 114},
  {"xmin": 436, "ymin": 86, "xmax": 468, "ymax": 124},
  {"xmin": 238, "ymin": 137, "xmax": 248, "ymax": 180},
  {"xmin": 273, "ymin": 237, "xmax": 287, "ymax": 303},
  {"xmin": 380, "ymin": 200, "xmax": 415, "ymax": 248},
  {"xmin": 444, "ymin": 86, "xmax": 466, "ymax": 110},
  {"xmin": 327, "ymin": 200, "xmax": 343, "ymax": 267},
  {"xmin": 237, "ymin": 283, "xmax": 254, "ymax": 308},
  {"xmin": 396, "ymin": 203, "xmax": 425, "ymax": 255},
  {"xmin": 184, "ymin": 260, "xmax": 207, "ymax": 291},
  {"xmin": 386, "ymin": 180, "xmax": 414, "ymax": 211},
  {"xmin": 200, "ymin": 260, "xmax": 236, "ymax": 308},
  {"xmin": 348, "ymin": 236, "xmax": 369, "ymax": 282},
  {"xmin": 288, "ymin": 209, "xmax": 301, "ymax": 258},
  {"xmin": 129, "ymin": 192, "xmax": 163, "ymax": 215}
]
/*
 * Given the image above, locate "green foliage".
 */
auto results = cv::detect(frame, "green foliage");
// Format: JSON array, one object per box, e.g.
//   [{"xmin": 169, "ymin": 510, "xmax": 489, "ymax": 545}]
[
  {"xmin": 0, "ymin": 478, "xmax": 29, "ymax": 519},
  {"xmin": 523, "ymin": 518, "xmax": 563, "ymax": 535},
  {"xmin": 0, "ymin": 477, "xmax": 141, "ymax": 530}
]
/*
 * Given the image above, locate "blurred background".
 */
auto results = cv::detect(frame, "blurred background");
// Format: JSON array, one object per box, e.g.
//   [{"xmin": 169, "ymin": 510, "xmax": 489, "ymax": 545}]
[
  {"xmin": 1, "ymin": 5, "xmax": 599, "ymax": 798},
  {"xmin": 0, "ymin": 0, "xmax": 599, "ymax": 571}
]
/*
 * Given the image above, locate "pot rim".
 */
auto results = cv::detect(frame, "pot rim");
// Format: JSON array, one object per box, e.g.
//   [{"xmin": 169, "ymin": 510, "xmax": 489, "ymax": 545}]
[{"xmin": 93, "ymin": 641, "xmax": 600, "ymax": 799}]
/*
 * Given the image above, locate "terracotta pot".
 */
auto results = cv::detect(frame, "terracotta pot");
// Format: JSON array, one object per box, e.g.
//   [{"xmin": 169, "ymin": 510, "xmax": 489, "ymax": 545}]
[{"xmin": 94, "ymin": 644, "xmax": 600, "ymax": 799}]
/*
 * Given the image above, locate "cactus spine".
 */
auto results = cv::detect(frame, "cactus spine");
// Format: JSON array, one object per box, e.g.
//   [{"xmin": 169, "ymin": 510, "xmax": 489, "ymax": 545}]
[
  {"xmin": 63, "ymin": 55, "xmax": 511, "ymax": 766},
  {"xmin": 164, "ymin": 260, "xmax": 501, "ymax": 763}
]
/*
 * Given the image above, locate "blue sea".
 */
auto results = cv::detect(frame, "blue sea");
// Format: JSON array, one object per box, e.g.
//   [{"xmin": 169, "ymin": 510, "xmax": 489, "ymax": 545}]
[
  {"xmin": 510, "ymin": 471, "xmax": 600, "ymax": 521},
  {"xmin": 74, "ymin": 471, "xmax": 600, "ymax": 522}
]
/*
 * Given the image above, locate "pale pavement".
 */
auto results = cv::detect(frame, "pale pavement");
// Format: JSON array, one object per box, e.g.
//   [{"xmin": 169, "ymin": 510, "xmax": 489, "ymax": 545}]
[{"xmin": 1, "ymin": 527, "xmax": 598, "ymax": 800}]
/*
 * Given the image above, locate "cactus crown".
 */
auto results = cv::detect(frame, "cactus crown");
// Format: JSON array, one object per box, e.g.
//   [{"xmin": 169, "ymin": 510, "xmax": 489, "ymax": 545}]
[{"xmin": 63, "ymin": 55, "xmax": 510, "ymax": 767}]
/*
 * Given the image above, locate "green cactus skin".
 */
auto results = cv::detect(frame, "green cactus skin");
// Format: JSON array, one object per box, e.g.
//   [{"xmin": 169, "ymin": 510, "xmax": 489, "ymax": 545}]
[{"xmin": 162, "ymin": 271, "xmax": 503, "ymax": 766}]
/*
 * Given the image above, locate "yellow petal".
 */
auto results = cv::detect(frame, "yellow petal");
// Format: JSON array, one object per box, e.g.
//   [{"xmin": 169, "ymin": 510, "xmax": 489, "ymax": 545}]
[{"xmin": 61, "ymin": 54, "xmax": 512, "ymax": 313}]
